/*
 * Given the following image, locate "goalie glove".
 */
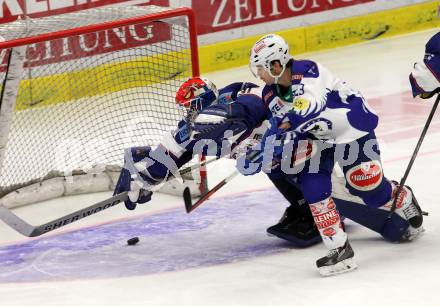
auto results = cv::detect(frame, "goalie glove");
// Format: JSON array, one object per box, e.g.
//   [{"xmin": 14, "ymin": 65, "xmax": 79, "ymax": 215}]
[
  {"xmin": 409, "ymin": 32, "xmax": 440, "ymax": 99},
  {"xmin": 113, "ymin": 146, "xmax": 170, "ymax": 210},
  {"xmin": 113, "ymin": 167, "xmax": 153, "ymax": 210}
]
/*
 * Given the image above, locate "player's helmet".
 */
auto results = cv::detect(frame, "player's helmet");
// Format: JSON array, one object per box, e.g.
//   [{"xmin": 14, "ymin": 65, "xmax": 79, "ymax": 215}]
[
  {"xmin": 175, "ymin": 77, "xmax": 219, "ymax": 113},
  {"xmin": 249, "ymin": 34, "xmax": 291, "ymax": 80}
]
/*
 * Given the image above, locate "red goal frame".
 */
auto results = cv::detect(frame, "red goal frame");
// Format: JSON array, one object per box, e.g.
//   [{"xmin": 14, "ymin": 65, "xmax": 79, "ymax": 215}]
[{"xmin": 0, "ymin": 6, "xmax": 208, "ymax": 199}]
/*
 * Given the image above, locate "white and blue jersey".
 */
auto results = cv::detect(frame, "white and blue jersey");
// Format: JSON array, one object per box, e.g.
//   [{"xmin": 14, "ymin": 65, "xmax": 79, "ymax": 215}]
[{"xmin": 262, "ymin": 60, "xmax": 379, "ymax": 144}]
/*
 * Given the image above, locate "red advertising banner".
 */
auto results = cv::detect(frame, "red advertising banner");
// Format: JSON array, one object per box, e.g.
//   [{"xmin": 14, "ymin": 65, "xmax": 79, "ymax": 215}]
[
  {"xmin": 0, "ymin": 0, "xmax": 172, "ymax": 70},
  {"xmin": 193, "ymin": 0, "xmax": 375, "ymax": 35},
  {"xmin": 0, "ymin": 0, "xmax": 168, "ymax": 24},
  {"xmin": 29, "ymin": 22, "xmax": 170, "ymax": 66},
  {"xmin": 0, "ymin": 21, "xmax": 172, "ymax": 70}
]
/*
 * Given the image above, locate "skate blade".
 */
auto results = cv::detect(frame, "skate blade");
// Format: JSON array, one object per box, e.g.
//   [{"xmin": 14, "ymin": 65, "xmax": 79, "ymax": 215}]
[{"xmin": 318, "ymin": 258, "xmax": 358, "ymax": 277}]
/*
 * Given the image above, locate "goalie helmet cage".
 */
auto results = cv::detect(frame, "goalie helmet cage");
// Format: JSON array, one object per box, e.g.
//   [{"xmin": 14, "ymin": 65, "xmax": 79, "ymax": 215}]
[{"xmin": 0, "ymin": 5, "xmax": 207, "ymax": 209}]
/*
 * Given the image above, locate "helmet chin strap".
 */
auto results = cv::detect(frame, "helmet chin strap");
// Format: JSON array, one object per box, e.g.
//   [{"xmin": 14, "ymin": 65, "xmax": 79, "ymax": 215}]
[{"xmin": 270, "ymin": 64, "xmax": 287, "ymax": 85}]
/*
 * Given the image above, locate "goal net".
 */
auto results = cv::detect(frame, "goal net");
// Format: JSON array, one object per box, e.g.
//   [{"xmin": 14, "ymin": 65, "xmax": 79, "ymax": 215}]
[{"xmin": 0, "ymin": 5, "xmax": 206, "ymax": 209}]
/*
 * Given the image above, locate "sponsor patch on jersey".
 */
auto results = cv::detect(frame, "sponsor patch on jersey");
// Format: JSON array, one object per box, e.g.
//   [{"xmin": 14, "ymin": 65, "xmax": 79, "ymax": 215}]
[
  {"xmin": 293, "ymin": 97, "xmax": 309, "ymax": 111},
  {"xmin": 346, "ymin": 161, "xmax": 383, "ymax": 191},
  {"xmin": 292, "ymin": 74, "xmax": 303, "ymax": 80},
  {"xmin": 269, "ymin": 97, "xmax": 287, "ymax": 116}
]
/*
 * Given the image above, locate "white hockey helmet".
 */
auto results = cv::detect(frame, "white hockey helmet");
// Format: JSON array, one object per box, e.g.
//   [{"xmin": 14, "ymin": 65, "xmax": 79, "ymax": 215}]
[{"xmin": 249, "ymin": 34, "xmax": 291, "ymax": 81}]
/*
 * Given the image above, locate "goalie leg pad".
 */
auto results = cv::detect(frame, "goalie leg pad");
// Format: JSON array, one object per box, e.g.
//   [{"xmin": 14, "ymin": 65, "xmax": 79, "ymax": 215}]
[
  {"xmin": 380, "ymin": 183, "xmax": 424, "ymax": 241},
  {"xmin": 266, "ymin": 175, "xmax": 321, "ymax": 247},
  {"xmin": 334, "ymin": 197, "xmax": 409, "ymax": 242},
  {"xmin": 266, "ymin": 204, "xmax": 321, "ymax": 247}
]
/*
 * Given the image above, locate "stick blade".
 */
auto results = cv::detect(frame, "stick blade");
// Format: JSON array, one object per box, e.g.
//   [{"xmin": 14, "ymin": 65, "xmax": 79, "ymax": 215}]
[
  {"xmin": 183, "ymin": 187, "xmax": 193, "ymax": 213},
  {"xmin": 0, "ymin": 206, "xmax": 35, "ymax": 237}
]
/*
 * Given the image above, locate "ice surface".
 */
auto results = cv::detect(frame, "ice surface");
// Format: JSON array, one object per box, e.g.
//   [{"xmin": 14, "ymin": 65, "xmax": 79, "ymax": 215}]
[{"xmin": 0, "ymin": 29, "xmax": 439, "ymax": 306}]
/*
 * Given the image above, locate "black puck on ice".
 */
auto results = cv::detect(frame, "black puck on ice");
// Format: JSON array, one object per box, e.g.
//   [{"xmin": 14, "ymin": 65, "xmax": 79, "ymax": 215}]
[{"xmin": 127, "ymin": 237, "xmax": 139, "ymax": 245}]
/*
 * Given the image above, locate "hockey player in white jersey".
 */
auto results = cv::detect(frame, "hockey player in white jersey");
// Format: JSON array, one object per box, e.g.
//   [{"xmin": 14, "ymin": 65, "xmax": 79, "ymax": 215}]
[
  {"xmin": 113, "ymin": 73, "xmax": 428, "ymax": 268},
  {"xmin": 246, "ymin": 33, "xmax": 425, "ymax": 276}
]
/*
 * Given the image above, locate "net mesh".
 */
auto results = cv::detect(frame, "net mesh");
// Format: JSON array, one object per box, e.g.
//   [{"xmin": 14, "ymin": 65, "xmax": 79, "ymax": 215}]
[{"xmin": 0, "ymin": 5, "xmax": 198, "ymax": 200}]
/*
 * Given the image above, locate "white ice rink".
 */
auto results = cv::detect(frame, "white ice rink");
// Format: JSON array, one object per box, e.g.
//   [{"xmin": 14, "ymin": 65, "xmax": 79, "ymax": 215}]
[{"xmin": 0, "ymin": 28, "xmax": 440, "ymax": 306}]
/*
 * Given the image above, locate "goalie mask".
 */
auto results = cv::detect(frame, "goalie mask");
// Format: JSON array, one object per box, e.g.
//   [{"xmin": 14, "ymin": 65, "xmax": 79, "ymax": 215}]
[
  {"xmin": 175, "ymin": 77, "xmax": 219, "ymax": 115},
  {"xmin": 249, "ymin": 34, "xmax": 291, "ymax": 83},
  {"xmin": 409, "ymin": 32, "xmax": 440, "ymax": 99}
]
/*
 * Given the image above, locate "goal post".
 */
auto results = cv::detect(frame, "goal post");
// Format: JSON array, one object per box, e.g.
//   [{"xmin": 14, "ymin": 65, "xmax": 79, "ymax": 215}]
[{"xmin": 0, "ymin": 5, "xmax": 207, "ymax": 209}]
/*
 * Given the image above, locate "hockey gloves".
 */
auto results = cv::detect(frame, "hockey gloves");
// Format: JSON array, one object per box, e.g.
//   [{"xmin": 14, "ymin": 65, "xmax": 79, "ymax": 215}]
[
  {"xmin": 113, "ymin": 166, "xmax": 153, "ymax": 210},
  {"xmin": 113, "ymin": 146, "xmax": 162, "ymax": 210},
  {"xmin": 236, "ymin": 116, "xmax": 295, "ymax": 176},
  {"xmin": 409, "ymin": 32, "xmax": 440, "ymax": 99}
]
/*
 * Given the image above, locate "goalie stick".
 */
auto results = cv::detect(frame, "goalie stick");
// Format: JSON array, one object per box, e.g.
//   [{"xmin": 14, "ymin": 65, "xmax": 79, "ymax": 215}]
[
  {"xmin": 0, "ymin": 191, "xmax": 130, "ymax": 237},
  {"xmin": 184, "ymin": 170, "xmax": 240, "ymax": 213},
  {"xmin": 0, "ymin": 158, "xmax": 219, "ymax": 237}
]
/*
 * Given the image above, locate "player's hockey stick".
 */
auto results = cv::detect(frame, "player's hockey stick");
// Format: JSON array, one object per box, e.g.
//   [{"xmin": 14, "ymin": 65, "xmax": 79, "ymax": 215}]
[
  {"xmin": 183, "ymin": 149, "xmax": 268, "ymax": 213},
  {"xmin": 0, "ymin": 158, "xmax": 220, "ymax": 237},
  {"xmin": 184, "ymin": 170, "xmax": 240, "ymax": 213},
  {"xmin": 390, "ymin": 93, "xmax": 440, "ymax": 216}
]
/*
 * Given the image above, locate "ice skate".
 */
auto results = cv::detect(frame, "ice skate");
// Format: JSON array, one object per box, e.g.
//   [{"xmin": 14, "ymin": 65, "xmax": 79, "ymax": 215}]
[{"xmin": 316, "ymin": 240, "xmax": 357, "ymax": 276}]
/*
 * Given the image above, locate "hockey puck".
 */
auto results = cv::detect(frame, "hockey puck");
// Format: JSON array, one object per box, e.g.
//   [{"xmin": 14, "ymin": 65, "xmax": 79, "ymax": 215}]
[{"xmin": 127, "ymin": 237, "xmax": 139, "ymax": 245}]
